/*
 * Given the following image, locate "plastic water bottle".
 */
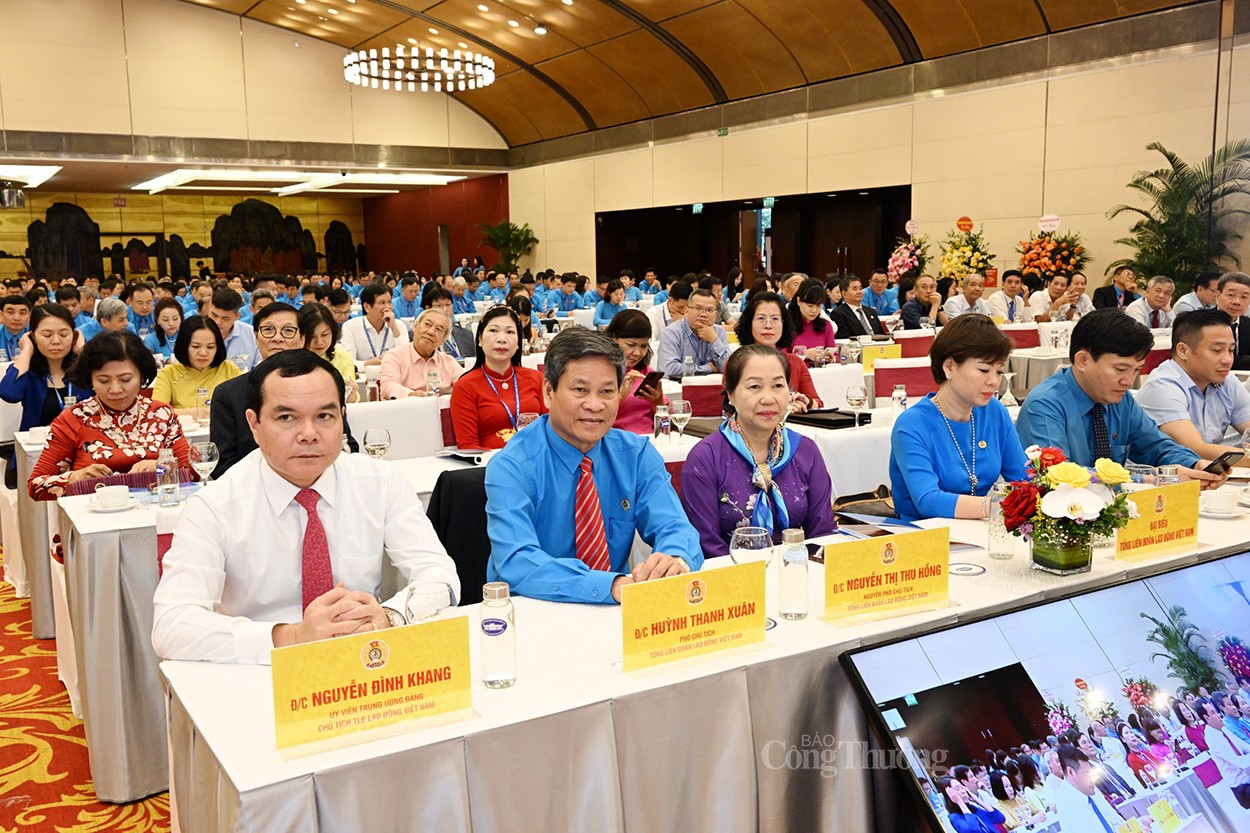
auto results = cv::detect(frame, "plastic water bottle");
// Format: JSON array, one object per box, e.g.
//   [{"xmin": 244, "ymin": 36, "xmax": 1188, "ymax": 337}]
[
  {"xmin": 890, "ymin": 384, "xmax": 908, "ymax": 422},
  {"xmin": 779, "ymin": 529, "xmax": 809, "ymax": 620},
  {"xmin": 366, "ymin": 378, "xmax": 381, "ymax": 402},
  {"xmin": 480, "ymin": 582, "xmax": 516, "ymax": 689},
  {"xmin": 682, "ymin": 355, "xmax": 695, "ymax": 378},
  {"xmin": 987, "ymin": 483, "xmax": 1014, "ymax": 560},
  {"xmin": 654, "ymin": 404, "xmax": 671, "ymax": 441},
  {"xmin": 426, "ymin": 370, "xmax": 442, "ymax": 397},
  {"xmin": 155, "ymin": 448, "xmax": 180, "ymax": 507},
  {"xmin": 194, "ymin": 387, "xmax": 209, "ymax": 426}
]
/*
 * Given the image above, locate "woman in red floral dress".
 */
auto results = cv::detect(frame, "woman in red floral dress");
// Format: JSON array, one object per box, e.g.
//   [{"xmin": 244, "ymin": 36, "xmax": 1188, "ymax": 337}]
[{"xmin": 29, "ymin": 331, "xmax": 190, "ymax": 500}]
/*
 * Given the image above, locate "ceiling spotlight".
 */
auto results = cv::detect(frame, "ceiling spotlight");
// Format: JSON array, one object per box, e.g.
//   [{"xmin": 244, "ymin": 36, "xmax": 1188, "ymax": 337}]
[
  {"xmin": 428, "ymin": 27, "xmax": 438, "ymax": 34},
  {"xmin": 477, "ymin": 3, "xmax": 488, "ymax": 10},
  {"xmin": 562, "ymin": 0, "xmax": 573, "ymax": 5},
  {"xmin": 507, "ymin": 19, "xmax": 518, "ymax": 27},
  {"xmin": 295, "ymin": 0, "xmax": 305, "ymax": 4},
  {"xmin": 327, "ymin": 8, "xmax": 338, "ymax": 13},
  {"xmin": 534, "ymin": 24, "xmax": 547, "ymax": 34},
  {"xmin": 457, "ymin": 41, "xmax": 468, "ymax": 48},
  {"xmin": 407, "ymin": 37, "xmax": 417, "ymax": 44}
]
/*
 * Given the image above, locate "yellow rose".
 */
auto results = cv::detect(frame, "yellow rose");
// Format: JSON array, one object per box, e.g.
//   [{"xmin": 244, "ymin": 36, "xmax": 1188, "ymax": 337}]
[
  {"xmin": 1047, "ymin": 461, "xmax": 1091, "ymax": 489},
  {"xmin": 1094, "ymin": 459, "xmax": 1131, "ymax": 486}
]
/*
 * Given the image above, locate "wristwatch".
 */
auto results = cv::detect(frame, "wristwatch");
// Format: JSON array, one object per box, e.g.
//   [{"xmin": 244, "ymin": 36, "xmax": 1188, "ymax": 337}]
[{"xmin": 382, "ymin": 607, "xmax": 406, "ymax": 628}]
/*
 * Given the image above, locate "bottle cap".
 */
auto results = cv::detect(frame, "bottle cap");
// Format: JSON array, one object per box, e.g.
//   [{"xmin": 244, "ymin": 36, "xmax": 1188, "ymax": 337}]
[
  {"xmin": 893, "ymin": 384, "xmax": 906, "ymax": 391},
  {"xmin": 483, "ymin": 581, "xmax": 510, "ymax": 600},
  {"xmin": 781, "ymin": 528, "xmax": 804, "ymax": 544}
]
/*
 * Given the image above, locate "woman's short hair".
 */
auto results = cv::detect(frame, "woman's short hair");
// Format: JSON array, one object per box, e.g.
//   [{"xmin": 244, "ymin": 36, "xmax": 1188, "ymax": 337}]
[
  {"xmin": 605, "ymin": 278, "xmax": 624, "ymax": 298},
  {"xmin": 735, "ymin": 291, "xmax": 794, "ymax": 349},
  {"xmin": 173, "ymin": 315, "xmax": 226, "ymax": 368},
  {"xmin": 788, "ymin": 279, "xmax": 830, "ymax": 335},
  {"xmin": 67, "ymin": 331, "xmax": 157, "ymax": 389},
  {"xmin": 28, "ymin": 303, "xmax": 77, "ymax": 378},
  {"xmin": 928, "ymin": 313, "xmax": 1013, "ymax": 384},
  {"xmin": 723, "ymin": 344, "xmax": 789, "ymax": 406},
  {"xmin": 298, "ymin": 303, "xmax": 341, "ymax": 360},
  {"xmin": 152, "ymin": 297, "xmax": 184, "ymax": 346},
  {"xmin": 604, "ymin": 309, "xmax": 654, "ymax": 368},
  {"xmin": 472, "ymin": 306, "xmax": 524, "ymax": 369}
]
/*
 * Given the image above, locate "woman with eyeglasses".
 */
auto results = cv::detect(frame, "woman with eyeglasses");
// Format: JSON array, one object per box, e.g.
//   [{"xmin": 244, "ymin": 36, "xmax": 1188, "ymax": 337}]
[{"xmin": 733, "ymin": 291, "xmax": 821, "ymax": 412}]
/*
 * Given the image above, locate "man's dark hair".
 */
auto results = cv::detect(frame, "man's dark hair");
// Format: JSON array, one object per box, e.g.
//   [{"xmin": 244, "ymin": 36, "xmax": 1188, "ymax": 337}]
[
  {"xmin": 1002, "ymin": 269, "xmax": 1023, "ymax": 281},
  {"xmin": 1194, "ymin": 271, "xmax": 1222, "ymax": 292},
  {"xmin": 1056, "ymin": 744, "xmax": 1088, "ymax": 778},
  {"xmin": 1219, "ymin": 272, "xmax": 1250, "ymax": 293},
  {"xmin": 326, "ymin": 288, "xmax": 351, "ymax": 308},
  {"xmin": 121, "ymin": 282, "xmax": 153, "ymax": 303},
  {"xmin": 254, "ymin": 301, "xmax": 299, "ymax": 331},
  {"xmin": 67, "ymin": 331, "xmax": 157, "ymax": 389},
  {"xmin": 668, "ymin": 281, "xmax": 694, "ymax": 302},
  {"xmin": 543, "ymin": 327, "xmax": 624, "ymax": 390},
  {"xmin": 837, "ymin": 273, "xmax": 862, "ymax": 294},
  {"xmin": 54, "ymin": 286, "xmax": 80, "ymax": 304},
  {"xmin": 422, "ymin": 285, "xmax": 452, "ymax": 308},
  {"xmin": 360, "ymin": 282, "xmax": 390, "ymax": 307},
  {"xmin": 173, "ymin": 316, "xmax": 226, "ymax": 368},
  {"xmin": 246, "ymin": 348, "xmax": 344, "ymax": 415},
  {"xmin": 1, "ymin": 294, "xmax": 32, "ymax": 311},
  {"xmin": 210, "ymin": 287, "xmax": 244, "ymax": 313},
  {"xmin": 1070, "ymin": 309, "xmax": 1153, "ymax": 363},
  {"xmin": 400, "ymin": 274, "xmax": 419, "ymax": 288},
  {"xmin": 1172, "ymin": 308, "xmax": 1234, "ymax": 354}
]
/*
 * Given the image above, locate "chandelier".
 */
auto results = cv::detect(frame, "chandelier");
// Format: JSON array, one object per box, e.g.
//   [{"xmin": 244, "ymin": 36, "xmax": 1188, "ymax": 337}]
[{"xmin": 343, "ymin": 45, "xmax": 495, "ymax": 93}]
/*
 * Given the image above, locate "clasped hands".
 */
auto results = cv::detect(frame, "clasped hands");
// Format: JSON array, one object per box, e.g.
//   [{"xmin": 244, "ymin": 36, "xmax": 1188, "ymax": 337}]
[
  {"xmin": 272, "ymin": 582, "xmax": 388, "ymax": 647},
  {"xmin": 609, "ymin": 552, "xmax": 689, "ymax": 602}
]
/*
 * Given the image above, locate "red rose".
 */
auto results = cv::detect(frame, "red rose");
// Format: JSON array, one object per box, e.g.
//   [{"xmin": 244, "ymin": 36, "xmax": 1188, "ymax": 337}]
[
  {"xmin": 1037, "ymin": 447, "xmax": 1066, "ymax": 470},
  {"xmin": 1001, "ymin": 482, "xmax": 1040, "ymax": 532}
]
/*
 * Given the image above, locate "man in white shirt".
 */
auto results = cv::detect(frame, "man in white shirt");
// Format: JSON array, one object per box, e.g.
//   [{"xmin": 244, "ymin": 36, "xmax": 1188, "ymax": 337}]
[
  {"xmin": 1200, "ymin": 697, "xmax": 1250, "ymax": 799},
  {"xmin": 1030, "ymin": 273, "xmax": 1083, "ymax": 322},
  {"xmin": 645, "ymin": 281, "xmax": 691, "ymax": 337},
  {"xmin": 152, "ymin": 349, "xmax": 460, "ymax": 664},
  {"xmin": 206, "ymin": 287, "xmax": 257, "ymax": 367},
  {"xmin": 1172, "ymin": 271, "xmax": 1220, "ymax": 316},
  {"xmin": 339, "ymin": 283, "xmax": 410, "ymax": 365},
  {"xmin": 942, "ymin": 273, "xmax": 990, "ymax": 318},
  {"xmin": 1052, "ymin": 746, "xmax": 1134, "ymax": 833},
  {"xmin": 986, "ymin": 270, "xmax": 1029, "ymax": 323},
  {"xmin": 1125, "ymin": 276, "xmax": 1176, "ymax": 329}
]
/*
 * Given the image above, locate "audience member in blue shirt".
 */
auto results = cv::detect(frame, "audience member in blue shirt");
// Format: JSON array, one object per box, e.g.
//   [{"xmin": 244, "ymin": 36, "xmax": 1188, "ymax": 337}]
[
  {"xmin": 124, "ymin": 282, "xmax": 156, "ymax": 338},
  {"xmin": 551, "ymin": 276, "xmax": 585, "ymax": 313},
  {"xmin": 1017, "ymin": 310, "xmax": 1225, "ymax": 487},
  {"xmin": 639, "ymin": 268, "xmax": 663, "ymax": 296},
  {"xmin": 889, "ymin": 315, "xmax": 1028, "ymax": 522},
  {"xmin": 862, "ymin": 268, "xmax": 899, "ymax": 315},
  {"xmin": 143, "ymin": 298, "xmax": 184, "ymax": 360},
  {"xmin": 207, "ymin": 287, "xmax": 257, "ymax": 366},
  {"xmin": 52, "ymin": 286, "xmax": 92, "ymax": 330},
  {"xmin": 0, "ymin": 304, "xmax": 88, "ymax": 432},
  {"xmin": 593, "ymin": 280, "xmax": 627, "ymax": 329},
  {"xmin": 450, "ymin": 278, "xmax": 477, "ymax": 314},
  {"xmin": 80, "ymin": 297, "xmax": 135, "ymax": 342},
  {"xmin": 452, "ymin": 256, "xmax": 473, "ymax": 278},
  {"xmin": 583, "ymin": 276, "xmax": 608, "ymax": 308},
  {"xmin": 0, "ymin": 294, "xmax": 31, "ymax": 362},
  {"xmin": 619, "ymin": 271, "xmax": 642, "ymax": 302},
  {"xmin": 393, "ymin": 276, "xmax": 422, "ymax": 319},
  {"xmin": 485, "ymin": 328, "xmax": 703, "ymax": 603}
]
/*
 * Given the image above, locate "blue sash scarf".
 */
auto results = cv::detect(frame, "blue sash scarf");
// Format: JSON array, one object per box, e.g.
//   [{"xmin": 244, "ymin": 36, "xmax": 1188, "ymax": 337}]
[{"xmin": 720, "ymin": 418, "xmax": 796, "ymax": 536}]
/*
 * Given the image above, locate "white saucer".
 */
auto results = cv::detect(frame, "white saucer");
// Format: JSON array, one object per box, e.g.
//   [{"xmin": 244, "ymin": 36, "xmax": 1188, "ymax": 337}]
[
  {"xmin": 87, "ymin": 496, "xmax": 141, "ymax": 513},
  {"xmin": 1200, "ymin": 508, "xmax": 1245, "ymax": 520}
]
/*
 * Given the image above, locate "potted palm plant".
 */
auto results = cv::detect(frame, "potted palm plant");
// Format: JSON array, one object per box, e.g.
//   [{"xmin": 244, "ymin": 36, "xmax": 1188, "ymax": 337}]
[{"xmin": 477, "ymin": 220, "xmax": 538, "ymax": 272}]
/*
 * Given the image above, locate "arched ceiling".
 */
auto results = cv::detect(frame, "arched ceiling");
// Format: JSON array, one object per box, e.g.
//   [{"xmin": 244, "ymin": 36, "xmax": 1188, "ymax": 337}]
[{"xmin": 181, "ymin": 0, "xmax": 1201, "ymax": 147}]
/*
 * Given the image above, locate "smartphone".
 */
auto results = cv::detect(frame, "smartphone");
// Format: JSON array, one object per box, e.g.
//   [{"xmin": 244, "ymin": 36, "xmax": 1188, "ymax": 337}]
[
  {"xmin": 1204, "ymin": 449, "xmax": 1245, "ymax": 475},
  {"xmin": 634, "ymin": 370, "xmax": 665, "ymax": 398}
]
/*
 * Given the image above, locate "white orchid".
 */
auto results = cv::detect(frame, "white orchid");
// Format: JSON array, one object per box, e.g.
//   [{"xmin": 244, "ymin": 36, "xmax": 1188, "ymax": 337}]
[
  {"xmin": 1025, "ymin": 445, "xmax": 1042, "ymax": 463},
  {"xmin": 1040, "ymin": 483, "xmax": 1106, "ymax": 522}
]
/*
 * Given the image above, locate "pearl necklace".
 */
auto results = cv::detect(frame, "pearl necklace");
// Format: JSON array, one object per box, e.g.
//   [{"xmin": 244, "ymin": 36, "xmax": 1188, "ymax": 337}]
[{"xmin": 932, "ymin": 395, "xmax": 977, "ymax": 493}]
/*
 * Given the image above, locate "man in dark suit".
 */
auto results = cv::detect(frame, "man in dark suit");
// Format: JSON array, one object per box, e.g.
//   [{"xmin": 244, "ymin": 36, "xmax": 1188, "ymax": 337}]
[
  {"xmin": 1092, "ymin": 266, "xmax": 1140, "ymax": 309},
  {"xmin": 1215, "ymin": 272, "xmax": 1250, "ymax": 370},
  {"xmin": 830, "ymin": 274, "xmax": 886, "ymax": 339},
  {"xmin": 209, "ymin": 302, "xmax": 358, "ymax": 477}
]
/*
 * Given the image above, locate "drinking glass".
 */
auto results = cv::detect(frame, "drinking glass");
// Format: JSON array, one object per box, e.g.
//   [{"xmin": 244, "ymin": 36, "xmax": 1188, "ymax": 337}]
[
  {"xmin": 1239, "ymin": 429, "xmax": 1250, "ymax": 456},
  {"xmin": 845, "ymin": 384, "xmax": 868, "ymax": 429},
  {"xmin": 846, "ymin": 341, "xmax": 863, "ymax": 365},
  {"xmin": 1125, "ymin": 464, "xmax": 1156, "ymax": 490},
  {"xmin": 189, "ymin": 441, "xmax": 219, "ymax": 484},
  {"xmin": 729, "ymin": 526, "xmax": 774, "ymax": 567},
  {"xmin": 404, "ymin": 581, "xmax": 455, "ymax": 622},
  {"xmin": 918, "ymin": 315, "xmax": 933, "ymax": 330},
  {"xmin": 999, "ymin": 372, "xmax": 1018, "ymax": 408},
  {"xmin": 792, "ymin": 345, "xmax": 807, "ymax": 363},
  {"xmin": 668, "ymin": 399, "xmax": 692, "ymax": 441},
  {"xmin": 363, "ymin": 428, "xmax": 391, "ymax": 460}
]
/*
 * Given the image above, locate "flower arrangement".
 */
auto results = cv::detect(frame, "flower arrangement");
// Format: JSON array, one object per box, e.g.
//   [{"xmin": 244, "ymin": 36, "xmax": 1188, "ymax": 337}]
[
  {"xmin": 1045, "ymin": 698, "xmax": 1078, "ymax": 735},
  {"xmin": 887, "ymin": 235, "xmax": 932, "ymax": 283},
  {"xmin": 1017, "ymin": 231, "xmax": 1090, "ymax": 278},
  {"xmin": 1077, "ymin": 688, "xmax": 1120, "ymax": 723},
  {"xmin": 1121, "ymin": 677, "xmax": 1159, "ymax": 708},
  {"xmin": 939, "ymin": 227, "xmax": 995, "ymax": 281},
  {"xmin": 1001, "ymin": 446, "xmax": 1138, "ymax": 544},
  {"xmin": 1219, "ymin": 635, "xmax": 1250, "ymax": 681}
]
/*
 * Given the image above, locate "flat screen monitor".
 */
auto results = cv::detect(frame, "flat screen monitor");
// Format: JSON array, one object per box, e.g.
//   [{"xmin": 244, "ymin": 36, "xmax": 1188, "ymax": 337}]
[{"xmin": 841, "ymin": 552, "xmax": 1250, "ymax": 833}]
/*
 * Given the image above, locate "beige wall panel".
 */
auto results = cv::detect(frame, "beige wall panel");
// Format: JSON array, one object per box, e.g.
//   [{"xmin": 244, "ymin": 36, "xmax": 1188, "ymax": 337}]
[
  {"xmin": 508, "ymin": 167, "xmax": 546, "ymax": 199},
  {"xmin": 448, "ymin": 98, "xmax": 508, "ymax": 150},
  {"xmin": 121, "ymin": 195, "xmax": 165, "ymax": 211},
  {"xmin": 351, "ymin": 86, "xmax": 453, "ymax": 148},
  {"xmin": 1043, "ymin": 111, "xmax": 1214, "ymax": 173},
  {"xmin": 807, "ymin": 106, "xmax": 912, "ymax": 192},
  {"xmin": 912, "ymin": 171, "xmax": 1043, "ymax": 227},
  {"xmin": 912, "ymin": 128, "xmax": 1045, "ymax": 183},
  {"xmin": 593, "ymin": 149, "xmax": 654, "ymax": 212},
  {"xmin": 913, "ymin": 82, "xmax": 1047, "ymax": 141},
  {"xmin": 722, "ymin": 124, "xmax": 806, "ymax": 201},
  {"xmin": 0, "ymin": 213, "xmax": 33, "ymax": 236},
  {"xmin": 1041, "ymin": 165, "xmax": 1146, "ymax": 219},
  {"xmin": 126, "ymin": 0, "xmax": 248, "ymax": 139},
  {"xmin": 652, "ymin": 137, "xmax": 724, "ymax": 206},
  {"xmin": 1046, "ymin": 53, "xmax": 1218, "ymax": 126},
  {"xmin": 0, "ymin": 0, "xmax": 131, "ymax": 134},
  {"xmin": 806, "ymin": 146, "xmax": 911, "ymax": 193},
  {"xmin": 279, "ymin": 197, "xmax": 320, "ymax": 215},
  {"xmin": 543, "ymin": 159, "xmax": 595, "ymax": 195},
  {"xmin": 242, "ymin": 19, "xmax": 353, "ymax": 144}
]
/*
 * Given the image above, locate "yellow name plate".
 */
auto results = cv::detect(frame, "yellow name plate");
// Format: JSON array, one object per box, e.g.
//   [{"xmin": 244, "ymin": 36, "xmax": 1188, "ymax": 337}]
[
  {"xmin": 860, "ymin": 343, "xmax": 902, "ymax": 373},
  {"xmin": 1116, "ymin": 481, "xmax": 1199, "ymax": 561},
  {"xmin": 825, "ymin": 527, "xmax": 949, "ymax": 621},
  {"xmin": 621, "ymin": 561, "xmax": 765, "ymax": 672},
  {"xmin": 271, "ymin": 616, "xmax": 471, "ymax": 749}
]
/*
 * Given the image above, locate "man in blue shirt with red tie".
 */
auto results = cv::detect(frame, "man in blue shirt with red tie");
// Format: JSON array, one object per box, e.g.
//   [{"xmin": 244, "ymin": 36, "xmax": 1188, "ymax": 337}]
[{"xmin": 485, "ymin": 328, "xmax": 702, "ymax": 603}]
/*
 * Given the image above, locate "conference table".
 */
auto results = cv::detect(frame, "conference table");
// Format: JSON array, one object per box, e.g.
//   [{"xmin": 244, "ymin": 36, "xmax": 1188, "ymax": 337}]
[{"xmin": 160, "ymin": 508, "xmax": 1250, "ymax": 833}]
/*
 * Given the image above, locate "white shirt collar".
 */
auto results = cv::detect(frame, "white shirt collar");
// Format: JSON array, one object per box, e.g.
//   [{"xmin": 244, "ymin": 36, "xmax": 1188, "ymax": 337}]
[{"xmin": 259, "ymin": 452, "xmax": 339, "ymax": 517}]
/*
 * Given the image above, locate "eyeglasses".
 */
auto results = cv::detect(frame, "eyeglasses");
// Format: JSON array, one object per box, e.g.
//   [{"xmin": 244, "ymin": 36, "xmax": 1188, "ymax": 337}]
[
  {"xmin": 690, "ymin": 305, "xmax": 717, "ymax": 315},
  {"xmin": 257, "ymin": 325, "xmax": 300, "ymax": 339},
  {"xmin": 753, "ymin": 315, "xmax": 783, "ymax": 325}
]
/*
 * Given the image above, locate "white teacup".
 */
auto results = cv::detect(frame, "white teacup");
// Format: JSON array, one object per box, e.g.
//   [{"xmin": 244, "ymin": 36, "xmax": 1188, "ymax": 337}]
[
  {"xmin": 1240, "ymin": 485, "xmax": 1250, "ymax": 504},
  {"xmin": 28, "ymin": 426, "xmax": 50, "ymax": 444},
  {"xmin": 178, "ymin": 415, "xmax": 197, "ymax": 430},
  {"xmin": 94, "ymin": 484, "xmax": 130, "ymax": 508},
  {"xmin": 364, "ymin": 364, "xmax": 382, "ymax": 381},
  {"xmin": 1201, "ymin": 491, "xmax": 1238, "ymax": 514}
]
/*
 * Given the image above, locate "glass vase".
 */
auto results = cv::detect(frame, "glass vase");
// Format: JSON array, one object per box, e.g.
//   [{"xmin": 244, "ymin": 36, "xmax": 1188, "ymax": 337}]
[{"xmin": 1030, "ymin": 526, "xmax": 1093, "ymax": 575}]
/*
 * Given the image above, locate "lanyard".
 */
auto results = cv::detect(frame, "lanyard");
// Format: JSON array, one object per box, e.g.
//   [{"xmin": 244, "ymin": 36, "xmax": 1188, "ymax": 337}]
[
  {"xmin": 51, "ymin": 381, "xmax": 75, "ymax": 411},
  {"xmin": 483, "ymin": 369, "xmax": 521, "ymax": 430},
  {"xmin": 363, "ymin": 322, "xmax": 390, "ymax": 357},
  {"xmin": 444, "ymin": 334, "xmax": 461, "ymax": 359},
  {"xmin": 686, "ymin": 326, "xmax": 709, "ymax": 365}
]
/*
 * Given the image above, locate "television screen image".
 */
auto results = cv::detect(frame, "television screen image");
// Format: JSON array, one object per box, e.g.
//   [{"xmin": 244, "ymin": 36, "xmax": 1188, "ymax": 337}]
[{"xmin": 842, "ymin": 552, "xmax": 1250, "ymax": 833}]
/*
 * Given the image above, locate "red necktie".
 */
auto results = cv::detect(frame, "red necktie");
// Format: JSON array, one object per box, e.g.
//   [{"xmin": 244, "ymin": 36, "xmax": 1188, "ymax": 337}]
[
  {"xmin": 1151, "ymin": 310, "xmax": 1160, "ymax": 328},
  {"xmin": 295, "ymin": 488, "xmax": 334, "ymax": 610},
  {"xmin": 574, "ymin": 457, "xmax": 611, "ymax": 571}
]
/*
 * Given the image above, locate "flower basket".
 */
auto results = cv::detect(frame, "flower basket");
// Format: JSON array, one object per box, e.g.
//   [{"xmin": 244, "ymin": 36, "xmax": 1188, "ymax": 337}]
[
  {"xmin": 887, "ymin": 235, "xmax": 931, "ymax": 283},
  {"xmin": 1000, "ymin": 446, "xmax": 1137, "ymax": 576},
  {"xmin": 939, "ymin": 227, "xmax": 995, "ymax": 282},
  {"xmin": 1017, "ymin": 231, "xmax": 1090, "ymax": 279}
]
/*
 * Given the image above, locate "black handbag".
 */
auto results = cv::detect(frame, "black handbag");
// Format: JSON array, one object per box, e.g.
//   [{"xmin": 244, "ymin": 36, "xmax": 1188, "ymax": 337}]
[{"xmin": 831, "ymin": 485, "xmax": 895, "ymax": 518}]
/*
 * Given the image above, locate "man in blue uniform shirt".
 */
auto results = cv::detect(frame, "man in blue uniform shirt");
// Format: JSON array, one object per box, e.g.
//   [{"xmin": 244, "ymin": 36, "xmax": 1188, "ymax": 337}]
[
  {"xmin": 485, "ymin": 328, "xmax": 703, "ymax": 603},
  {"xmin": 124, "ymin": 282, "xmax": 156, "ymax": 338},
  {"xmin": 1017, "ymin": 309, "xmax": 1224, "ymax": 487}
]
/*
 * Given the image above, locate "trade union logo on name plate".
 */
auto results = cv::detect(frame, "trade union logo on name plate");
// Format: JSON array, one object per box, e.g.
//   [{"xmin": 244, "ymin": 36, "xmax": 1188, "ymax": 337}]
[
  {"xmin": 361, "ymin": 639, "xmax": 390, "ymax": 670},
  {"xmin": 880, "ymin": 541, "xmax": 897, "ymax": 565},
  {"xmin": 685, "ymin": 579, "xmax": 707, "ymax": 606},
  {"xmin": 1154, "ymin": 494, "xmax": 1166, "ymax": 515}
]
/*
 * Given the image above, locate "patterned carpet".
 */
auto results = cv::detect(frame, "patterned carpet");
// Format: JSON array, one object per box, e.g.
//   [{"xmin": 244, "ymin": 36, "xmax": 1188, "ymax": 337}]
[{"xmin": 0, "ymin": 554, "xmax": 170, "ymax": 832}]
